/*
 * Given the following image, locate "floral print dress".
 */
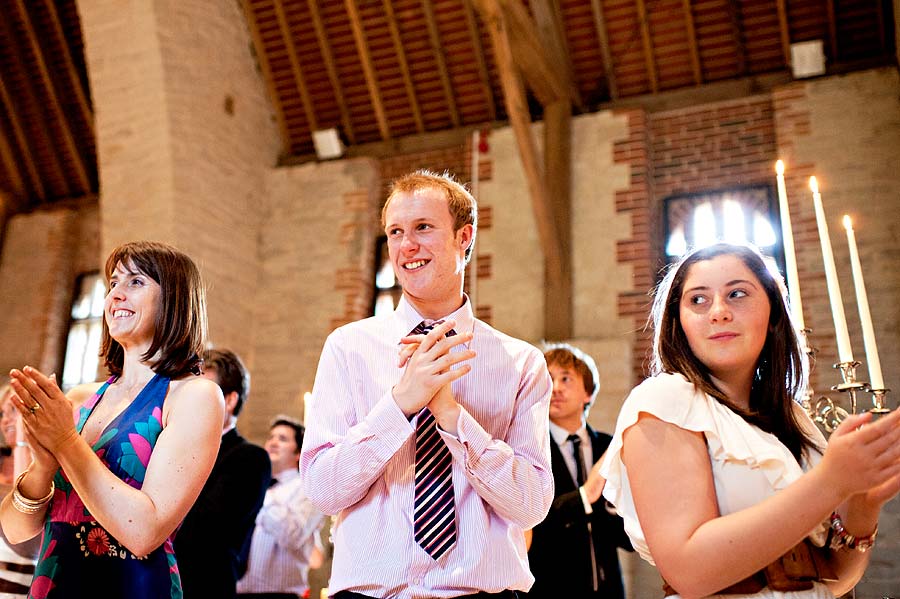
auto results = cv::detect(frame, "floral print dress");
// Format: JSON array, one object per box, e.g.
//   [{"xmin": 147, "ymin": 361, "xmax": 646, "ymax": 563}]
[{"xmin": 29, "ymin": 374, "xmax": 182, "ymax": 599}]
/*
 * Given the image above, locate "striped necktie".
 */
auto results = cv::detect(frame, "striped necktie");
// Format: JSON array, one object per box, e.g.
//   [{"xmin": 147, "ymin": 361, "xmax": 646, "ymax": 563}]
[{"xmin": 410, "ymin": 320, "xmax": 457, "ymax": 560}]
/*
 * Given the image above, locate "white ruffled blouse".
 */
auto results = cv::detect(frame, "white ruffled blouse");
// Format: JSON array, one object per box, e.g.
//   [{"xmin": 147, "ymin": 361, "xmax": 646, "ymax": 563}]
[{"xmin": 600, "ymin": 373, "xmax": 834, "ymax": 599}]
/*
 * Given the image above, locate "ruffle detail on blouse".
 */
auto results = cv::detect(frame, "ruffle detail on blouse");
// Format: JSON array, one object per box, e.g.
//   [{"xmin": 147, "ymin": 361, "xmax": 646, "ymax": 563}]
[{"xmin": 600, "ymin": 373, "xmax": 828, "ymax": 565}]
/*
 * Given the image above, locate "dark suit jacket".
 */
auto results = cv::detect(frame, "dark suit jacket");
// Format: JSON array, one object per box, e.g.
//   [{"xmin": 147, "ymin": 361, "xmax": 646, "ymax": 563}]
[
  {"xmin": 175, "ymin": 428, "xmax": 271, "ymax": 599},
  {"xmin": 526, "ymin": 427, "xmax": 632, "ymax": 598}
]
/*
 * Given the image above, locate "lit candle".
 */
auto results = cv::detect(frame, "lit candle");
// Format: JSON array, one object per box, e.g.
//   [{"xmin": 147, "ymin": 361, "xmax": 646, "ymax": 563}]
[
  {"xmin": 775, "ymin": 160, "xmax": 804, "ymax": 330},
  {"xmin": 843, "ymin": 216, "xmax": 884, "ymax": 389},
  {"xmin": 810, "ymin": 176, "xmax": 853, "ymax": 363},
  {"xmin": 303, "ymin": 391, "xmax": 313, "ymax": 424}
]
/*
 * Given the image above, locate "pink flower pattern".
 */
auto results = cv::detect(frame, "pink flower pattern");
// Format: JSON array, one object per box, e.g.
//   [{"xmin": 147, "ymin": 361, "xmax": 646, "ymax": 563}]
[{"xmin": 30, "ymin": 374, "xmax": 181, "ymax": 598}]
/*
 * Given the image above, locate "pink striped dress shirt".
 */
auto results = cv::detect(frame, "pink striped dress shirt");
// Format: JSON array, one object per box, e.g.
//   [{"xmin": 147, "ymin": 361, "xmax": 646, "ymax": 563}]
[{"xmin": 300, "ymin": 296, "xmax": 553, "ymax": 598}]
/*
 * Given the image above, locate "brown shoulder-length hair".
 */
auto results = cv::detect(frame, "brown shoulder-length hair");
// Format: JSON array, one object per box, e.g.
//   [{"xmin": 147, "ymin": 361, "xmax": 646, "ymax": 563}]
[
  {"xmin": 100, "ymin": 241, "xmax": 207, "ymax": 379},
  {"xmin": 650, "ymin": 242, "xmax": 816, "ymax": 461}
]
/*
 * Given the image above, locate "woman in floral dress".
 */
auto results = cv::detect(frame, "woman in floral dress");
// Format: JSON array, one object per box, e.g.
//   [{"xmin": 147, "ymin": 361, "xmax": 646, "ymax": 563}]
[{"xmin": 0, "ymin": 241, "xmax": 225, "ymax": 598}]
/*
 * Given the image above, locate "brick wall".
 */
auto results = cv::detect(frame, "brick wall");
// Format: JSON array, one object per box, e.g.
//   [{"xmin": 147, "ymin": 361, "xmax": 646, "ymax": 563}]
[
  {"xmin": 651, "ymin": 96, "xmax": 777, "ymax": 196},
  {"xmin": 0, "ymin": 204, "xmax": 99, "ymax": 377},
  {"xmin": 614, "ymin": 96, "xmax": 780, "ymax": 385},
  {"xmin": 613, "ymin": 109, "xmax": 657, "ymax": 384},
  {"xmin": 79, "ymin": 0, "xmax": 280, "ymax": 361},
  {"xmin": 247, "ymin": 158, "xmax": 380, "ymax": 440}
]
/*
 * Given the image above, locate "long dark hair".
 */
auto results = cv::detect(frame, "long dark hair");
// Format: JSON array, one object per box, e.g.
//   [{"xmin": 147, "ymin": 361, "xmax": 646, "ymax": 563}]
[
  {"xmin": 100, "ymin": 241, "xmax": 207, "ymax": 379},
  {"xmin": 650, "ymin": 242, "xmax": 817, "ymax": 460}
]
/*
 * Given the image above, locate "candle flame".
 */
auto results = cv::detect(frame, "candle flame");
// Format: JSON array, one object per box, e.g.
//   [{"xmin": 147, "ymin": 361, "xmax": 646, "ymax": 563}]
[
  {"xmin": 843, "ymin": 215, "xmax": 852, "ymax": 230},
  {"xmin": 809, "ymin": 176, "xmax": 818, "ymax": 193},
  {"xmin": 775, "ymin": 160, "xmax": 785, "ymax": 176}
]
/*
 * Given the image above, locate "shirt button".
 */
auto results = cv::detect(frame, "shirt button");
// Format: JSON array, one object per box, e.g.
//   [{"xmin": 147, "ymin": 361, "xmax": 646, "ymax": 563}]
[{"xmin": 413, "ymin": 578, "xmax": 422, "ymax": 585}]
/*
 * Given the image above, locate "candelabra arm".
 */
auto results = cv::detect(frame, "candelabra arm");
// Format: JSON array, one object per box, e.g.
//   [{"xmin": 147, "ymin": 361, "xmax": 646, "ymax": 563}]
[{"xmin": 832, "ymin": 361, "xmax": 865, "ymax": 415}]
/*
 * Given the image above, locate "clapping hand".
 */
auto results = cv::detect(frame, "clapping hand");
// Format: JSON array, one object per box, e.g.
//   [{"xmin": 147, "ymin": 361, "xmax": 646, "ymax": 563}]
[
  {"xmin": 394, "ymin": 320, "xmax": 475, "ymax": 426},
  {"xmin": 821, "ymin": 409, "xmax": 900, "ymax": 505},
  {"xmin": 9, "ymin": 367, "xmax": 78, "ymax": 458}
]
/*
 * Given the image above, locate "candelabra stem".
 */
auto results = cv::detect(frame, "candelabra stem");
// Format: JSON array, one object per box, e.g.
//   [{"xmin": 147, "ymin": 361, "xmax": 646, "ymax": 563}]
[
  {"xmin": 832, "ymin": 361, "xmax": 865, "ymax": 415},
  {"xmin": 867, "ymin": 388, "xmax": 892, "ymax": 421}
]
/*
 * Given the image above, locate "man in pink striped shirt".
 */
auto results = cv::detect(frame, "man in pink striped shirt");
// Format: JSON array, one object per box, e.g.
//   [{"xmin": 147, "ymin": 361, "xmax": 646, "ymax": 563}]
[{"xmin": 300, "ymin": 170, "xmax": 554, "ymax": 599}]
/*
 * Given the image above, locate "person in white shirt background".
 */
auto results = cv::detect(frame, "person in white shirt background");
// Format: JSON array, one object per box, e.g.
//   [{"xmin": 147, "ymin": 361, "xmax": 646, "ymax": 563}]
[{"xmin": 238, "ymin": 416, "xmax": 324, "ymax": 599}]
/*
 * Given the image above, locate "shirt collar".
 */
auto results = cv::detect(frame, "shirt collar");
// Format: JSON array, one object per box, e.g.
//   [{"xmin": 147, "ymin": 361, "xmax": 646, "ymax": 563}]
[
  {"xmin": 549, "ymin": 420, "xmax": 587, "ymax": 447},
  {"xmin": 393, "ymin": 294, "xmax": 475, "ymax": 343},
  {"xmin": 274, "ymin": 467, "xmax": 301, "ymax": 485}
]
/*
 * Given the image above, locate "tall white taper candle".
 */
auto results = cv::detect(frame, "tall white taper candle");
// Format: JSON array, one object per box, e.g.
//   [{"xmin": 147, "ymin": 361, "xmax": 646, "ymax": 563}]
[
  {"xmin": 843, "ymin": 216, "xmax": 884, "ymax": 389},
  {"xmin": 775, "ymin": 160, "xmax": 804, "ymax": 330},
  {"xmin": 810, "ymin": 176, "xmax": 853, "ymax": 363}
]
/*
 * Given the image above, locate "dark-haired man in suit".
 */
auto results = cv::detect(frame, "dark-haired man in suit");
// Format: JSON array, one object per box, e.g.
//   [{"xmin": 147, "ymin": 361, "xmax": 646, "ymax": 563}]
[
  {"xmin": 176, "ymin": 349, "xmax": 271, "ymax": 599},
  {"xmin": 526, "ymin": 343, "xmax": 632, "ymax": 598}
]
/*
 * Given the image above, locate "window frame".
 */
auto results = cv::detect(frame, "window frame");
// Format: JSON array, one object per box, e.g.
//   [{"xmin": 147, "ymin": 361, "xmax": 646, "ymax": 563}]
[{"xmin": 661, "ymin": 183, "xmax": 786, "ymax": 277}]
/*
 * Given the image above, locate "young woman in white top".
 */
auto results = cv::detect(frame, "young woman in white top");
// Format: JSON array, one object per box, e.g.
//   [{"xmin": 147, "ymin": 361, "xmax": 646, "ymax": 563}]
[{"xmin": 601, "ymin": 242, "xmax": 900, "ymax": 598}]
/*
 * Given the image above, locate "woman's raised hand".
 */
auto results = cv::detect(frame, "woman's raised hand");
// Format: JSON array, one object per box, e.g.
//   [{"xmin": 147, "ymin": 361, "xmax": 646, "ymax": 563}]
[
  {"xmin": 820, "ymin": 408, "xmax": 900, "ymax": 503},
  {"xmin": 9, "ymin": 367, "xmax": 78, "ymax": 456}
]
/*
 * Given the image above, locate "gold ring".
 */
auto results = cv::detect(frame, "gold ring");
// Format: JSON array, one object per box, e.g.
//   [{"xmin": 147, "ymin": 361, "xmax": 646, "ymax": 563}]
[{"xmin": 29, "ymin": 404, "xmax": 39, "ymax": 415}]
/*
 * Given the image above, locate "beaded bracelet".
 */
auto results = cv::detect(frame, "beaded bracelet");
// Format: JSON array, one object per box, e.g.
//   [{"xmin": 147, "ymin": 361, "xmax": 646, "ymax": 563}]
[
  {"xmin": 829, "ymin": 512, "xmax": 877, "ymax": 552},
  {"xmin": 11, "ymin": 471, "xmax": 54, "ymax": 515}
]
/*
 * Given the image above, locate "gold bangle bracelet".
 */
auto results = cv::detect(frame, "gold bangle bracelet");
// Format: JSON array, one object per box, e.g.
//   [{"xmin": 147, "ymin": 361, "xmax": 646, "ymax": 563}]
[
  {"xmin": 11, "ymin": 491, "xmax": 46, "ymax": 514},
  {"xmin": 11, "ymin": 470, "xmax": 54, "ymax": 515}
]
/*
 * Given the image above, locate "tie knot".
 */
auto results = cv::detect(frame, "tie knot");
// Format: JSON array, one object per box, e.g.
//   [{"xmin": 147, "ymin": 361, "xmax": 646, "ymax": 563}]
[
  {"xmin": 567, "ymin": 433, "xmax": 581, "ymax": 447},
  {"xmin": 410, "ymin": 319, "xmax": 457, "ymax": 337}
]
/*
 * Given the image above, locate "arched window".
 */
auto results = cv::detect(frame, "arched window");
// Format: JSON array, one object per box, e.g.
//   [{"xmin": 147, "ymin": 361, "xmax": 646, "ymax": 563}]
[
  {"xmin": 61, "ymin": 272, "xmax": 105, "ymax": 389},
  {"xmin": 664, "ymin": 185, "xmax": 783, "ymax": 270}
]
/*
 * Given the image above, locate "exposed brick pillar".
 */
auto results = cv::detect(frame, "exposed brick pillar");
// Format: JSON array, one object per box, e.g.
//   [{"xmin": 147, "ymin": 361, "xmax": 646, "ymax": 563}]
[
  {"xmin": 614, "ymin": 109, "xmax": 656, "ymax": 385},
  {"xmin": 77, "ymin": 0, "xmax": 280, "ymax": 356}
]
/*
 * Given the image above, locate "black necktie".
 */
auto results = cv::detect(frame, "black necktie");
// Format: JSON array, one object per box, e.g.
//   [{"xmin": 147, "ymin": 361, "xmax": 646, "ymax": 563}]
[
  {"xmin": 568, "ymin": 433, "xmax": 601, "ymax": 589},
  {"xmin": 568, "ymin": 433, "xmax": 587, "ymax": 487}
]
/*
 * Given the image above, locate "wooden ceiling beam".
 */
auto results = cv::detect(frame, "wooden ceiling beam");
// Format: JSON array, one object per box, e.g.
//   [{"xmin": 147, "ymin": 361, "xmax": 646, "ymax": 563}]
[
  {"xmin": 682, "ymin": 0, "xmax": 703, "ymax": 84},
  {"xmin": 874, "ymin": 0, "xmax": 886, "ymax": 53},
  {"xmin": 345, "ymin": 0, "xmax": 391, "ymax": 140},
  {"xmin": 308, "ymin": 0, "xmax": 355, "ymax": 144},
  {"xmin": 495, "ymin": 0, "xmax": 570, "ymax": 106},
  {"xmin": 589, "ymin": 0, "xmax": 618, "ymax": 99},
  {"xmin": 775, "ymin": 0, "xmax": 791, "ymax": 67},
  {"xmin": 0, "ymin": 75, "xmax": 45, "ymax": 199},
  {"xmin": 825, "ymin": 0, "xmax": 838, "ymax": 60},
  {"xmin": 42, "ymin": 0, "xmax": 93, "ymax": 130},
  {"xmin": 726, "ymin": 0, "xmax": 747, "ymax": 75},
  {"xmin": 635, "ymin": 0, "xmax": 658, "ymax": 93},
  {"xmin": 383, "ymin": 0, "xmax": 425, "ymax": 134},
  {"xmin": 13, "ymin": 0, "xmax": 89, "ymax": 194},
  {"xmin": 473, "ymin": 0, "xmax": 568, "ymax": 337},
  {"xmin": 542, "ymin": 99, "xmax": 573, "ymax": 339},
  {"xmin": 529, "ymin": 0, "xmax": 583, "ymax": 110},
  {"xmin": 461, "ymin": 0, "xmax": 497, "ymax": 121},
  {"xmin": 0, "ymin": 120, "xmax": 26, "ymax": 200},
  {"xmin": 240, "ymin": 0, "xmax": 292, "ymax": 153},
  {"xmin": 273, "ymin": 0, "xmax": 318, "ymax": 137},
  {"xmin": 422, "ymin": 0, "xmax": 460, "ymax": 128}
]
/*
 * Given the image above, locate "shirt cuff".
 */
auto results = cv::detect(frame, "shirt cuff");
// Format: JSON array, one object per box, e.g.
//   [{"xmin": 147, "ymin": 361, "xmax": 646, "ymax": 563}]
[
  {"xmin": 439, "ymin": 405, "xmax": 492, "ymax": 468},
  {"xmin": 579, "ymin": 486, "xmax": 594, "ymax": 515},
  {"xmin": 366, "ymin": 391, "xmax": 416, "ymax": 457}
]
